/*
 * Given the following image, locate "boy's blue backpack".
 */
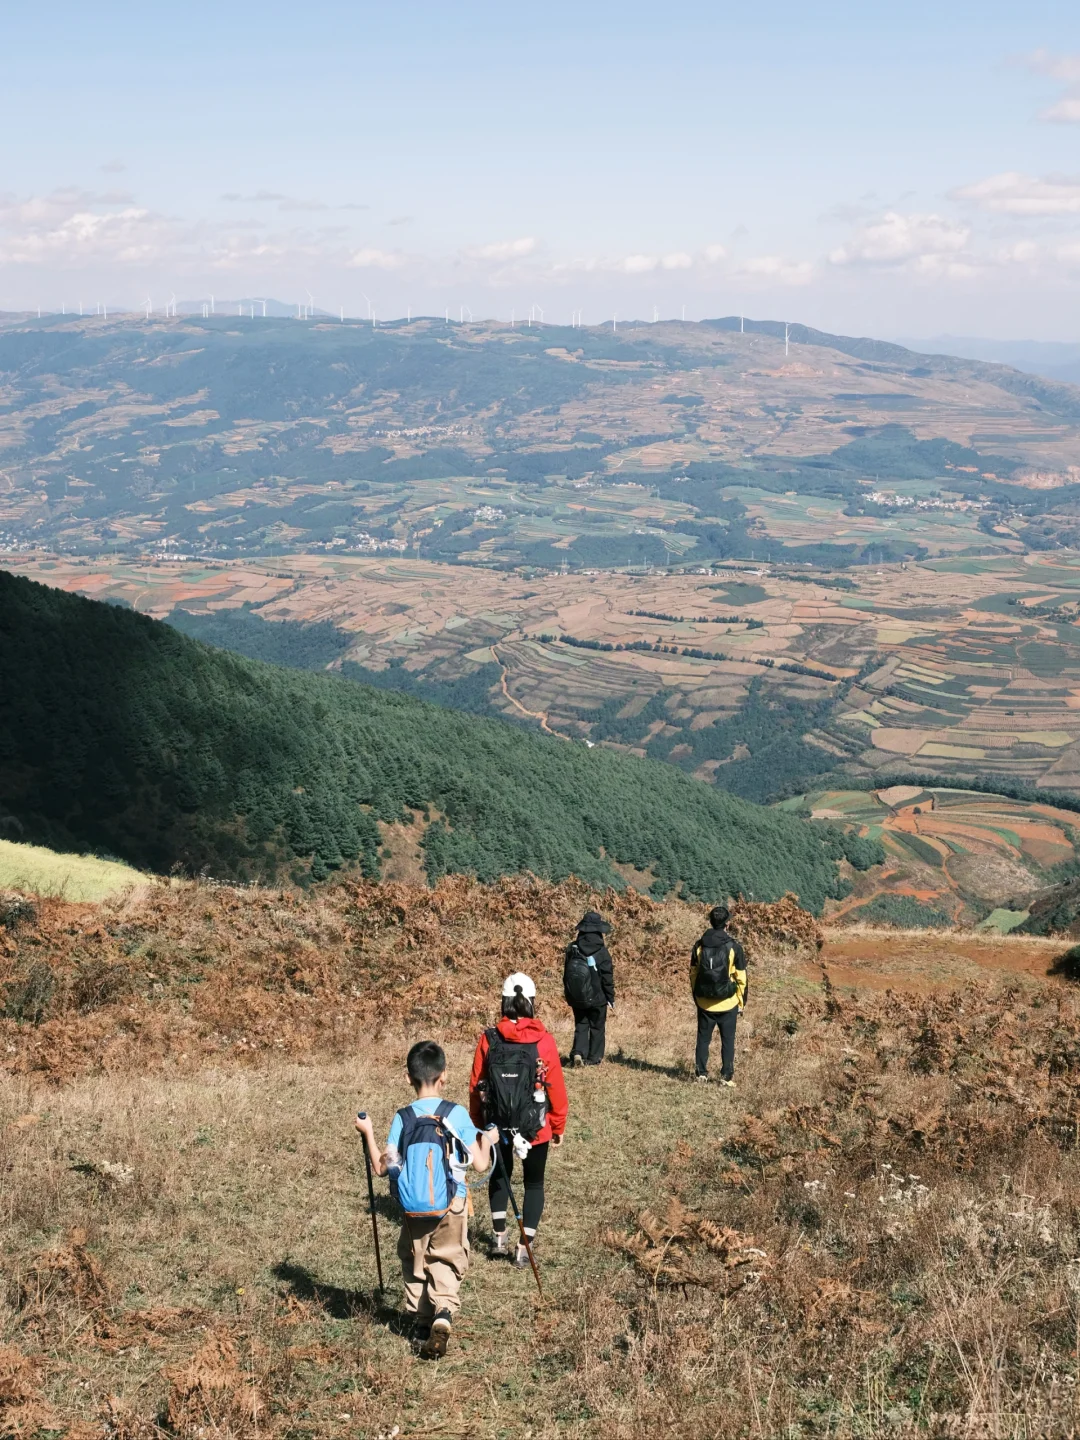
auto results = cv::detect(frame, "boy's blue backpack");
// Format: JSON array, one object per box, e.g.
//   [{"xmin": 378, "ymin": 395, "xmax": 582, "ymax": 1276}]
[{"xmin": 390, "ymin": 1101, "xmax": 460, "ymax": 1219}]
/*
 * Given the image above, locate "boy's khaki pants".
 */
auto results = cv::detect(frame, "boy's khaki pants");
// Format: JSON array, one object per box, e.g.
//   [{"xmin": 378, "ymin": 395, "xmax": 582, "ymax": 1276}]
[{"xmin": 396, "ymin": 1195, "xmax": 470, "ymax": 1321}]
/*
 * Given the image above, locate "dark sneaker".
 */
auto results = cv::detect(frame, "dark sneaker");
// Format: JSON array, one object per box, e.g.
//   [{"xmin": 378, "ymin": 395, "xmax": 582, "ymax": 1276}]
[
  {"xmin": 420, "ymin": 1310, "xmax": 452, "ymax": 1359},
  {"xmin": 488, "ymin": 1230, "xmax": 509, "ymax": 1259}
]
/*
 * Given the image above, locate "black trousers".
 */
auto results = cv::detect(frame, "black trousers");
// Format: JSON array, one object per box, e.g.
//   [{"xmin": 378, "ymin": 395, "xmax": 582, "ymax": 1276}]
[
  {"xmin": 571, "ymin": 1005, "xmax": 607, "ymax": 1064},
  {"xmin": 489, "ymin": 1140, "xmax": 549, "ymax": 1232},
  {"xmin": 695, "ymin": 1006, "xmax": 738, "ymax": 1079}
]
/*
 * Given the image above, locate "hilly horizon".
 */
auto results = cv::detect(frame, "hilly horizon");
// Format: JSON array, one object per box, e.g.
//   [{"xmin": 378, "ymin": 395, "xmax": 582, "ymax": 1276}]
[{"xmin": 3, "ymin": 309, "xmax": 1080, "ymax": 572}]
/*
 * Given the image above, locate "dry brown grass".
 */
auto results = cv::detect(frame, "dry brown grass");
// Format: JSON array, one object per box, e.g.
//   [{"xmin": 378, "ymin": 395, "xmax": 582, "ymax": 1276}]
[{"xmin": 2, "ymin": 879, "xmax": 1080, "ymax": 1436}]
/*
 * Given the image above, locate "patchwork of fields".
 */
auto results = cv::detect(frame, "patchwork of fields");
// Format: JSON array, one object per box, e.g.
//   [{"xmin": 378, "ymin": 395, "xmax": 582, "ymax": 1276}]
[{"xmin": 787, "ymin": 785, "xmax": 1080, "ymax": 928}]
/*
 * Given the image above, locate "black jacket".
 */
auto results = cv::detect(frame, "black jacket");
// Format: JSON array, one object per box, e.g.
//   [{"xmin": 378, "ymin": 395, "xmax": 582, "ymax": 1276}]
[{"xmin": 568, "ymin": 930, "xmax": 615, "ymax": 1007}]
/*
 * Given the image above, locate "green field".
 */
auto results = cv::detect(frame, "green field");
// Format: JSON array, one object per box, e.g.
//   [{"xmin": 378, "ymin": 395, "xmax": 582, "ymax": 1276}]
[{"xmin": 0, "ymin": 839, "xmax": 152, "ymax": 901}]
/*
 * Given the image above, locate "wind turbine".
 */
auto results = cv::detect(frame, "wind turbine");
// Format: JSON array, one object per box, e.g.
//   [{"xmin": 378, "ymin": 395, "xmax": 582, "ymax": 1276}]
[
  {"xmin": 360, "ymin": 291, "xmax": 371, "ymax": 319},
  {"xmin": 740, "ymin": 314, "xmax": 744, "ymax": 333},
  {"xmin": 306, "ymin": 290, "xmax": 314, "ymax": 319},
  {"xmin": 532, "ymin": 302, "xmax": 544, "ymax": 323},
  {"xmin": 144, "ymin": 295, "xmax": 152, "ymax": 319},
  {"xmin": 169, "ymin": 292, "xmax": 176, "ymax": 317},
  {"xmin": 784, "ymin": 322, "xmax": 790, "ymax": 357},
  {"xmin": 653, "ymin": 305, "xmax": 658, "ymax": 323},
  {"xmin": 613, "ymin": 313, "xmax": 617, "ymax": 332},
  {"xmin": 262, "ymin": 299, "xmax": 267, "ymax": 317},
  {"xmin": 210, "ymin": 293, "xmax": 215, "ymax": 315}
]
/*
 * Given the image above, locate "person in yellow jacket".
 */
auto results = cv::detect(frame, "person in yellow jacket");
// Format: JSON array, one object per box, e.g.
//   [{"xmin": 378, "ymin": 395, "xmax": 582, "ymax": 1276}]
[{"xmin": 690, "ymin": 905, "xmax": 747, "ymax": 1087}]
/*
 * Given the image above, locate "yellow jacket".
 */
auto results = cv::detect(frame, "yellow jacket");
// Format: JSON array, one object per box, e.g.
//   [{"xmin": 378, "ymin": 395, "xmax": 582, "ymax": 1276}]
[{"xmin": 690, "ymin": 933, "xmax": 747, "ymax": 1014}]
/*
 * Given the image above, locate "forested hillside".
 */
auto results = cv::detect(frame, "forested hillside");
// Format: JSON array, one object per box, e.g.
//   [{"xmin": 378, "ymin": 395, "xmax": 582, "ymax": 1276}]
[{"xmin": 0, "ymin": 573, "xmax": 876, "ymax": 904}]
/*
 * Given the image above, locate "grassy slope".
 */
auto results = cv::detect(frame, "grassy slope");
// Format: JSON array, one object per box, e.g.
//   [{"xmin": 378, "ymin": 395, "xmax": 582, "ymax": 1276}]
[
  {"xmin": 0, "ymin": 838, "xmax": 149, "ymax": 902},
  {"xmin": 1, "ymin": 878, "xmax": 1078, "ymax": 1435}
]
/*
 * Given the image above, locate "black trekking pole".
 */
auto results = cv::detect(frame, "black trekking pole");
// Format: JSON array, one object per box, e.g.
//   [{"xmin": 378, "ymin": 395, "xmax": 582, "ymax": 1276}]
[
  {"xmin": 356, "ymin": 1112, "xmax": 385, "ymax": 1297},
  {"xmin": 490, "ymin": 1134, "xmax": 543, "ymax": 1299}
]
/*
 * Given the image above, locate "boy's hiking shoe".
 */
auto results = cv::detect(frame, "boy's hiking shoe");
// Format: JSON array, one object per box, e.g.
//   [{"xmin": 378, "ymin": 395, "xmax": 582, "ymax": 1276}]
[
  {"xmin": 695, "ymin": 1073, "xmax": 709, "ymax": 1085},
  {"xmin": 488, "ymin": 1230, "xmax": 509, "ymax": 1259},
  {"xmin": 513, "ymin": 1242, "xmax": 534, "ymax": 1269},
  {"xmin": 572, "ymin": 1054, "xmax": 584, "ymax": 1069},
  {"xmin": 420, "ymin": 1311, "xmax": 452, "ymax": 1359},
  {"xmin": 719, "ymin": 1077, "xmax": 736, "ymax": 1089}
]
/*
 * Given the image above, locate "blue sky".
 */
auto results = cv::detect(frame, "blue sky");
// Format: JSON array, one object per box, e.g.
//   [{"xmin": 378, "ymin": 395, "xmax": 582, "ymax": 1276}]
[{"xmin": 4, "ymin": 0, "xmax": 1080, "ymax": 336}]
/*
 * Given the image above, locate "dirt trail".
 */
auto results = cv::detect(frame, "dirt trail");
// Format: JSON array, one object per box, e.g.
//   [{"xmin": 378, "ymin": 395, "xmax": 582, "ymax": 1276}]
[{"xmin": 491, "ymin": 644, "xmax": 567, "ymax": 738}]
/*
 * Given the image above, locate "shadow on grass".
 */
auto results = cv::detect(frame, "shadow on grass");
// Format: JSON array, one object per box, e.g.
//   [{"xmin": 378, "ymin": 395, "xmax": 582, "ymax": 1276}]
[
  {"xmin": 607, "ymin": 1046, "xmax": 688, "ymax": 1081},
  {"xmin": 272, "ymin": 1260, "xmax": 409, "ymax": 1333}
]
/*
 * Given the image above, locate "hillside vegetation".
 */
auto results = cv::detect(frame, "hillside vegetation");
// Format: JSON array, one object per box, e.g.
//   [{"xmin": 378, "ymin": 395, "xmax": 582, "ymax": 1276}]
[
  {"xmin": 0, "ymin": 573, "xmax": 875, "ymax": 901},
  {"xmin": 1, "ymin": 876, "xmax": 1079, "ymax": 1435}
]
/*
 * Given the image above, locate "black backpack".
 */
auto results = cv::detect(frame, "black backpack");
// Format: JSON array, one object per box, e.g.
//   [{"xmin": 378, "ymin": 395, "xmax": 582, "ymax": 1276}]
[
  {"xmin": 482, "ymin": 1029, "xmax": 546, "ymax": 1140},
  {"xmin": 694, "ymin": 937, "xmax": 741, "ymax": 1002},
  {"xmin": 563, "ymin": 942, "xmax": 603, "ymax": 1009}
]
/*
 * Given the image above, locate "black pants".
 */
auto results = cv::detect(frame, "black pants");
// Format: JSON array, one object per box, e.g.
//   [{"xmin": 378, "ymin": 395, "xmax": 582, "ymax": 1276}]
[
  {"xmin": 695, "ymin": 1006, "xmax": 738, "ymax": 1079},
  {"xmin": 571, "ymin": 1005, "xmax": 607, "ymax": 1064},
  {"xmin": 489, "ymin": 1140, "xmax": 549, "ymax": 1233}
]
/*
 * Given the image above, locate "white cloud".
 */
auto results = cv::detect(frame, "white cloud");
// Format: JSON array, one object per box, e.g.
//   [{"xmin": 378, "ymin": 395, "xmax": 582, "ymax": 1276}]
[
  {"xmin": 1021, "ymin": 51, "xmax": 1080, "ymax": 123},
  {"xmin": 347, "ymin": 247, "xmax": 407, "ymax": 269},
  {"xmin": 1042, "ymin": 97, "xmax": 1080, "ymax": 123},
  {"xmin": 621, "ymin": 254, "xmax": 658, "ymax": 273},
  {"xmin": 702, "ymin": 244, "xmax": 728, "ymax": 263},
  {"xmin": 661, "ymin": 251, "xmax": 692, "ymax": 269},
  {"xmin": 0, "ymin": 190, "xmax": 171, "ymax": 266},
  {"xmin": 1024, "ymin": 49, "xmax": 1080, "ymax": 83},
  {"xmin": 736, "ymin": 254, "xmax": 815, "ymax": 285},
  {"xmin": 464, "ymin": 236, "xmax": 536, "ymax": 261},
  {"xmin": 829, "ymin": 210, "xmax": 969, "ymax": 269},
  {"xmin": 952, "ymin": 171, "xmax": 1080, "ymax": 216}
]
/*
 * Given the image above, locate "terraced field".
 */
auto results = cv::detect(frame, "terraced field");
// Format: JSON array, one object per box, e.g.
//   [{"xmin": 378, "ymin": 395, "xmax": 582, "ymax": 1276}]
[{"xmin": 790, "ymin": 785, "xmax": 1080, "ymax": 928}]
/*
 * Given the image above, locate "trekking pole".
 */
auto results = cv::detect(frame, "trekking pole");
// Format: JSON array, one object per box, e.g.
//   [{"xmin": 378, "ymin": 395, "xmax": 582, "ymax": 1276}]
[
  {"xmin": 356, "ymin": 1112, "xmax": 385, "ymax": 1297},
  {"xmin": 490, "ymin": 1133, "xmax": 543, "ymax": 1298}
]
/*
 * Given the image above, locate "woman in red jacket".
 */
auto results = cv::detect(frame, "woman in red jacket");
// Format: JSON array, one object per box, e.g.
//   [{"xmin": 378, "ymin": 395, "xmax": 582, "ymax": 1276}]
[{"xmin": 469, "ymin": 971, "xmax": 568, "ymax": 1267}]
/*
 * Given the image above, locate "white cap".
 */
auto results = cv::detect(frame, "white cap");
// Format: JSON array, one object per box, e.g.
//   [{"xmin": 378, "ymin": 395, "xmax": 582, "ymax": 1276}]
[{"xmin": 501, "ymin": 972, "xmax": 536, "ymax": 1000}]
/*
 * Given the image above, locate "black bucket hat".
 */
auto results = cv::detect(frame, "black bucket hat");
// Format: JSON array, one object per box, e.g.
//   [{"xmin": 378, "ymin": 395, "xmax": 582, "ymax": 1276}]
[{"xmin": 577, "ymin": 910, "xmax": 612, "ymax": 934}]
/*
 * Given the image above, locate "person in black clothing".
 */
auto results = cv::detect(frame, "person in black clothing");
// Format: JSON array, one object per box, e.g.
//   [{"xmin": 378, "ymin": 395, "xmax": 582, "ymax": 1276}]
[{"xmin": 564, "ymin": 910, "xmax": 615, "ymax": 1067}]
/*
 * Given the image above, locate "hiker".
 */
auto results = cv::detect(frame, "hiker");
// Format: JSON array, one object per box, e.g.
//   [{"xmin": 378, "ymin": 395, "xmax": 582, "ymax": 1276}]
[
  {"xmin": 469, "ymin": 973, "xmax": 568, "ymax": 1268},
  {"xmin": 690, "ymin": 904, "xmax": 747, "ymax": 1087},
  {"xmin": 354, "ymin": 1039, "xmax": 499, "ymax": 1360},
  {"xmin": 563, "ymin": 909, "xmax": 615, "ymax": 1067}
]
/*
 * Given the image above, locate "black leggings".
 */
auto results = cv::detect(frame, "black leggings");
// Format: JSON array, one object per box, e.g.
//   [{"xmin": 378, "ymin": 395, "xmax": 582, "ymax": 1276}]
[{"xmin": 489, "ymin": 1140, "xmax": 549, "ymax": 1234}]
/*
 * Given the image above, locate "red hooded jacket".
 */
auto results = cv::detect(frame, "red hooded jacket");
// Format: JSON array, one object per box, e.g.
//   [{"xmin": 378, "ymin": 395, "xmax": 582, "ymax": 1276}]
[{"xmin": 469, "ymin": 1016, "xmax": 568, "ymax": 1145}]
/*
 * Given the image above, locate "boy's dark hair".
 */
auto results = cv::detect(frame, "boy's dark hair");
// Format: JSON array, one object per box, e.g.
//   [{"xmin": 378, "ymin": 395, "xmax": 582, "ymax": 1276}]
[
  {"xmin": 407, "ymin": 1040, "xmax": 447, "ymax": 1086},
  {"xmin": 501, "ymin": 992, "xmax": 534, "ymax": 1020},
  {"xmin": 710, "ymin": 905, "xmax": 730, "ymax": 929}
]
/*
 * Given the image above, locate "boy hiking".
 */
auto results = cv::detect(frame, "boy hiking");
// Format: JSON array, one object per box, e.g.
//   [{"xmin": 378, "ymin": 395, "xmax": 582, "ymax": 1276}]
[
  {"xmin": 563, "ymin": 910, "xmax": 615, "ymax": 1067},
  {"xmin": 690, "ymin": 905, "xmax": 747, "ymax": 1087},
  {"xmin": 354, "ymin": 1040, "xmax": 498, "ymax": 1359}
]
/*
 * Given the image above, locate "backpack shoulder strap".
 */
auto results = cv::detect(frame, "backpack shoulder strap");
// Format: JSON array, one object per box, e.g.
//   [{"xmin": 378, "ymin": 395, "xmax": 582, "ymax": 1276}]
[{"xmin": 435, "ymin": 1099, "xmax": 455, "ymax": 1120}]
